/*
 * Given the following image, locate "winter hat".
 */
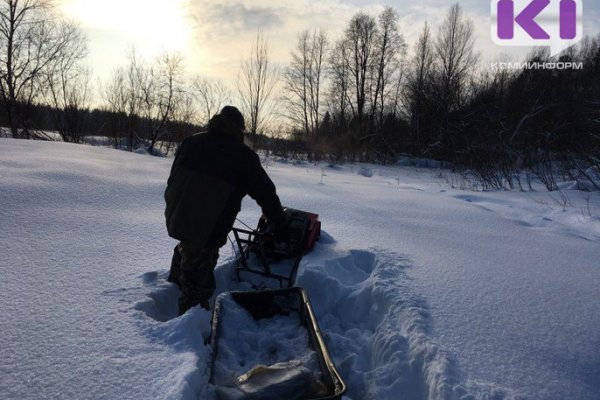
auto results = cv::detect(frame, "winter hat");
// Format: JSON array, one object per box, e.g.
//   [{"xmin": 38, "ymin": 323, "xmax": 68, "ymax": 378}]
[{"xmin": 219, "ymin": 106, "xmax": 245, "ymax": 131}]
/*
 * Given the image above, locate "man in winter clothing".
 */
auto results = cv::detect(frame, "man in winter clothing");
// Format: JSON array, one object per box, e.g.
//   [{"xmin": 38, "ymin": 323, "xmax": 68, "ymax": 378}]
[{"xmin": 165, "ymin": 106, "xmax": 285, "ymax": 315}]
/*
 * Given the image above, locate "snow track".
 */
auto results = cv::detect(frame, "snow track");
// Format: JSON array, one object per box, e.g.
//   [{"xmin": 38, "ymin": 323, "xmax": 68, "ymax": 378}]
[
  {"xmin": 298, "ymin": 248, "xmax": 468, "ymax": 400},
  {"xmin": 130, "ymin": 244, "xmax": 470, "ymax": 400}
]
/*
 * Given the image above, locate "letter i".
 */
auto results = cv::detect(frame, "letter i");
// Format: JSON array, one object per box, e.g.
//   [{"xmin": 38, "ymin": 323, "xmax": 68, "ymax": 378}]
[
  {"xmin": 560, "ymin": 0, "xmax": 576, "ymax": 39},
  {"xmin": 497, "ymin": 0, "xmax": 514, "ymax": 39}
]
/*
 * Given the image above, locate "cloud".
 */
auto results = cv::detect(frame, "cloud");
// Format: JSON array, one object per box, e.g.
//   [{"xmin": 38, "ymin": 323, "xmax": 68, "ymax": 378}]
[
  {"xmin": 184, "ymin": 0, "xmax": 359, "ymax": 79},
  {"xmin": 199, "ymin": 3, "xmax": 285, "ymax": 36},
  {"xmin": 187, "ymin": 0, "xmax": 358, "ymax": 39},
  {"xmin": 583, "ymin": 7, "xmax": 600, "ymax": 37}
]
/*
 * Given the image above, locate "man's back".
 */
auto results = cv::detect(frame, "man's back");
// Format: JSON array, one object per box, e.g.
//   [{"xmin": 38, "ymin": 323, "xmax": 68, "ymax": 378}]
[{"xmin": 166, "ymin": 112, "xmax": 284, "ymax": 248}]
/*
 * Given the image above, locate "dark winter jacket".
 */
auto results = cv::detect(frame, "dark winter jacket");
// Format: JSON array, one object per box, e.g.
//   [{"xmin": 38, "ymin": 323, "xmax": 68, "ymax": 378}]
[{"xmin": 164, "ymin": 114, "xmax": 285, "ymax": 248}]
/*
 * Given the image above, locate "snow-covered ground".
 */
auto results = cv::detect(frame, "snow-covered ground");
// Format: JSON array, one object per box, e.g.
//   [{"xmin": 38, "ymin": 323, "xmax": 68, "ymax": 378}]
[{"xmin": 1, "ymin": 138, "xmax": 599, "ymax": 400}]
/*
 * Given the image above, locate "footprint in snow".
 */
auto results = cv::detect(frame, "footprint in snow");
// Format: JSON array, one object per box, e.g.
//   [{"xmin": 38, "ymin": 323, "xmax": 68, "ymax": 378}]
[
  {"xmin": 318, "ymin": 250, "xmax": 376, "ymax": 286},
  {"xmin": 134, "ymin": 271, "xmax": 180, "ymax": 322}
]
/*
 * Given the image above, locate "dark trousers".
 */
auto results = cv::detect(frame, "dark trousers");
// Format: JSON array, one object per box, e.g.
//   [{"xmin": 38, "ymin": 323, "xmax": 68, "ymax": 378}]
[{"xmin": 168, "ymin": 243, "xmax": 219, "ymax": 315}]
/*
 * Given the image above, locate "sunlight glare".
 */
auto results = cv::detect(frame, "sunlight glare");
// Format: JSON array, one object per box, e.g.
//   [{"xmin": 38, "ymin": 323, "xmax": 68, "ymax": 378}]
[{"xmin": 59, "ymin": 0, "xmax": 194, "ymax": 59}]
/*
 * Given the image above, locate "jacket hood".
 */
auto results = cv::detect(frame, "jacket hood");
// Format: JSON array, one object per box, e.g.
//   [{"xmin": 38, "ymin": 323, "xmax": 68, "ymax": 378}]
[{"xmin": 208, "ymin": 114, "xmax": 244, "ymax": 144}]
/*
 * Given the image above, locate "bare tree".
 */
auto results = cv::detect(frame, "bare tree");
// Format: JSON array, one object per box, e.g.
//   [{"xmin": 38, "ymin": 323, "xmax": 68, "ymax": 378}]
[
  {"xmin": 308, "ymin": 30, "xmax": 327, "ymax": 137},
  {"xmin": 237, "ymin": 32, "xmax": 279, "ymax": 146},
  {"xmin": 44, "ymin": 23, "xmax": 89, "ymax": 143},
  {"xmin": 405, "ymin": 22, "xmax": 435, "ymax": 154},
  {"xmin": 136, "ymin": 53, "xmax": 185, "ymax": 154},
  {"xmin": 101, "ymin": 49, "xmax": 145, "ymax": 151},
  {"xmin": 192, "ymin": 76, "xmax": 230, "ymax": 126},
  {"xmin": 167, "ymin": 87, "xmax": 196, "ymax": 151},
  {"xmin": 344, "ymin": 12, "xmax": 378, "ymax": 134},
  {"xmin": 282, "ymin": 31, "xmax": 311, "ymax": 136},
  {"xmin": 371, "ymin": 7, "xmax": 405, "ymax": 125},
  {"xmin": 328, "ymin": 38, "xmax": 352, "ymax": 131},
  {"xmin": 282, "ymin": 29, "xmax": 328, "ymax": 139},
  {"xmin": 101, "ymin": 50, "xmax": 142, "ymax": 151},
  {"xmin": 101, "ymin": 50, "xmax": 185, "ymax": 153},
  {"xmin": 123, "ymin": 49, "xmax": 144, "ymax": 150},
  {"xmin": 435, "ymin": 3, "xmax": 478, "ymax": 114},
  {"xmin": 102, "ymin": 68, "xmax": 128, "ymax": 148},
  {"xmin": 47, "ymin": 65, "xmax": 91, "ymax": 143},
  {"xmin": 431, "ymin": 3, "xmax": 478, "ymax": 158},
  {"xmin": 0, "ymin": 0, "xmax": 87, "ymax": 138}
]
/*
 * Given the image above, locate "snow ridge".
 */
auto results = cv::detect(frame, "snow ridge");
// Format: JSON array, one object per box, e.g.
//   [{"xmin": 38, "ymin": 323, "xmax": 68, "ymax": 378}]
[{"xmin": 298, "ymin": 248, "xmax": 469, "ymax": 400}]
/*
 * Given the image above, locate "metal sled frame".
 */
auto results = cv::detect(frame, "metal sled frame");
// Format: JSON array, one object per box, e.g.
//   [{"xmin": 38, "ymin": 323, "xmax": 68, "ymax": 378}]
[
  {"xmin": 232, "ymin": 225, "xmax": 305, "ymax": 288},
  {"xmin": 232, "ymin": 208, "xmax": 319, "ymax": 288},
  {"xmin": 208, "ymin": 288, "xmax": 347, "ymax": 399}
]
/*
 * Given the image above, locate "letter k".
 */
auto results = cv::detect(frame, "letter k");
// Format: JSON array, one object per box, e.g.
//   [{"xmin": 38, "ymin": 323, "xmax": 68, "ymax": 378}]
[{"xmin": 515, "ymin": 0, "xmax": 551, "ymax": 39}]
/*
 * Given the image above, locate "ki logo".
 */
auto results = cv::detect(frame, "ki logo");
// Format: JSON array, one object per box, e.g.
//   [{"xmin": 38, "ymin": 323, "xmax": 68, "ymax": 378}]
[{"xmin": 491, "ymin": 0, "xmax": 583, "ymax": 56}]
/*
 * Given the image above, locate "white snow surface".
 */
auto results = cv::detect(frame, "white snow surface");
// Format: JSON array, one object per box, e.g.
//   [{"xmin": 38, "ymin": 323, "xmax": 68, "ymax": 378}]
[
  {"xmin": 211, "ymin": 294, "xmax": 318, "ymax": 386},
  {"xmin": 1, "ymin": 138, "xmax": 599, "ymax": 400}
]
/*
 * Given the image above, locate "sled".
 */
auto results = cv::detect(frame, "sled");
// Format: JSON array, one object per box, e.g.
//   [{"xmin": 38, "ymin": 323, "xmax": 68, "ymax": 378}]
[
  {"xmin": 232, "ymin": 208, "xmax": 321, "ymax": 288},
  {"xmin": 208, "ymin": 287, "xmax": 346, "ymax": 400}
]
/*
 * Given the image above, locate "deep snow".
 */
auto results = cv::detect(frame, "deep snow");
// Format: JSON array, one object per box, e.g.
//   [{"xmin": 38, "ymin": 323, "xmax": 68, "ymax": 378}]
[
  {"xmin": 211, "ymin": 293, "xmax": 324, "ymax": 400},
  {"xmin": 1, "ymin": 138, "xmax": 599, "ymax": 400}
]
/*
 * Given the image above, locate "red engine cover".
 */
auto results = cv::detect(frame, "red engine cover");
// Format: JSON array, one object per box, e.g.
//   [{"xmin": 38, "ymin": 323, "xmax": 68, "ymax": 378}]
[{"xmin": 303, "ymin": 211, "xmax": 321, "ymax": 253}]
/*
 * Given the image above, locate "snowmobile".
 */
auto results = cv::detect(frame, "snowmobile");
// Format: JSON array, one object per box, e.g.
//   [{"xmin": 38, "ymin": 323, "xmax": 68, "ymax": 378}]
[{"xmin": 208, "ymin": 208, "xmax": 347, "ymax": 400}]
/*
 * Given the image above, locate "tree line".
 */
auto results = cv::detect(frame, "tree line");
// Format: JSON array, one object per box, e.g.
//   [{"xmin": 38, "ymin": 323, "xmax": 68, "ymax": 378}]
[
  {"xmin": 263, "ymin": 4, "xmax": 600, "ymax": 191},
  {"xmin": 1, "ymin": 1, "xmax": 599, "ymax": 190}
]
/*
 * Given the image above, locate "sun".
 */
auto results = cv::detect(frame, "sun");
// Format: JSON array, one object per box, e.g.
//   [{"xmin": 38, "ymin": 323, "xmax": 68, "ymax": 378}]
[{"xmin": 58, "ymin": 0, "xmax": 195, "ymax": 59}]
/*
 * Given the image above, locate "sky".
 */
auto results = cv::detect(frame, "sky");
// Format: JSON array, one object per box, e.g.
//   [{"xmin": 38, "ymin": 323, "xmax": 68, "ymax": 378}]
[{"xmin": 57, "ymin": 0, "xmax": 600, "ymax": 87}]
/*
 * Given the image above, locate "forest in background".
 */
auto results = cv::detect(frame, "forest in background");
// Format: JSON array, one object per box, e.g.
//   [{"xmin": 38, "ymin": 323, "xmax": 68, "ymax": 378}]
[{"xmin": 1, "ymin": 0, "xmax": 599, "ymax": 191}]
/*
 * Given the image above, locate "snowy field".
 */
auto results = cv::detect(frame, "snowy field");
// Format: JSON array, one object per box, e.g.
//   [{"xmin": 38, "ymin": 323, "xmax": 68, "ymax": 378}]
[{"xmin": 1, "ymin": 138, "xmax": 599, "ymax": 400}]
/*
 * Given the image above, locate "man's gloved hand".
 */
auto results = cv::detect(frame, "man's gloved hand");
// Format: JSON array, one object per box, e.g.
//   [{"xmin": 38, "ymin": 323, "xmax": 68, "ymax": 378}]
[{"xmin": 265, "ymin": 210, "xmax": 290, "ymax": 242}]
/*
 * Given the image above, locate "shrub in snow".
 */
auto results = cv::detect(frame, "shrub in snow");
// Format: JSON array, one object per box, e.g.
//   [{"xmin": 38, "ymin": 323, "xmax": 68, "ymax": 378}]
[{"xmin": 358, "ymin": 166, "xmax": 373, "ymax": 178}]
